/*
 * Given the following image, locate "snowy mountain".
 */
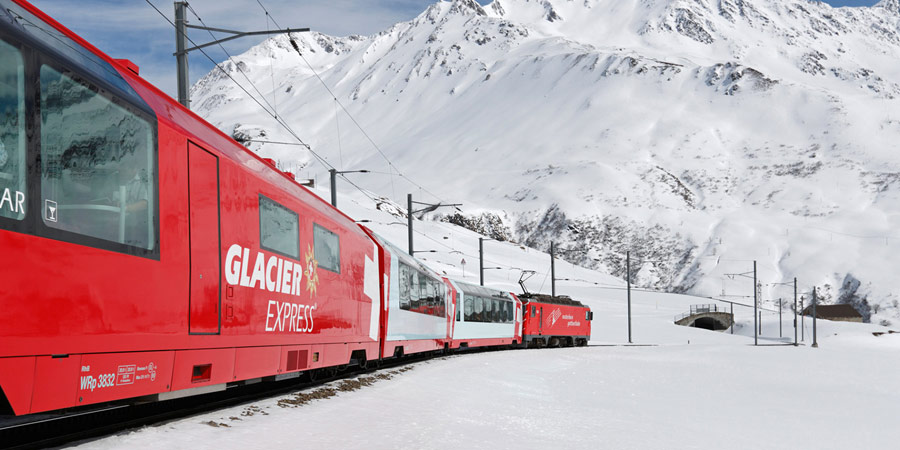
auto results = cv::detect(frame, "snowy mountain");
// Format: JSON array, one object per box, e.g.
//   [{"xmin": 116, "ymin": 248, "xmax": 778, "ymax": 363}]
[{"xmin": 190, "ymin": 0, "xmax": 900, "ymax": 325}]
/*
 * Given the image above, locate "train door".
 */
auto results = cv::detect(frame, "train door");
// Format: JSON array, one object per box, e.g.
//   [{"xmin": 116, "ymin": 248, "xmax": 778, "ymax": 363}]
[
  {"xmin": 188, "ymin": 142, "xmax": 221, "ymax": 334},
  {"xmin": 539, "ymin": 306, "xmax": 543, "ymax": 335}
]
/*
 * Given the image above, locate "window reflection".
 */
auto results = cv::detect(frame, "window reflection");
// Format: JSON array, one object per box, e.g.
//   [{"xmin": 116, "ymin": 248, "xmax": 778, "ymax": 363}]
[
  {"xmin": 40, "ymin": 65, "xmax": 155, "ymax": 249},
  {"xmin": 0, "ymin": 39, "xmax": 25, "ymax": 221}
]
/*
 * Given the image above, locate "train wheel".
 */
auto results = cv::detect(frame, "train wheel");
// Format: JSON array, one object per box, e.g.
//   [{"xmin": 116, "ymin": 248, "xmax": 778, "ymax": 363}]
[{"xmin": 549, "ymin": 337, "xmax": 560, "ymax": 348}]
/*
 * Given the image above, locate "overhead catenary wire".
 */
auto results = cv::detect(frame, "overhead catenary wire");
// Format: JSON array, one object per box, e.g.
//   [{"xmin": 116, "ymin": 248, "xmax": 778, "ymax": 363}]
[
  {"xmin": 252, "ymin": 0, "xmax": 449, "ymax": 206},
  {"xmin": 144, "ymin": 0, "xmax": 383, "ymax": 205},
  {"xmin": 263, "ymin": 9, "xmax": 279, "ymax": 116}
]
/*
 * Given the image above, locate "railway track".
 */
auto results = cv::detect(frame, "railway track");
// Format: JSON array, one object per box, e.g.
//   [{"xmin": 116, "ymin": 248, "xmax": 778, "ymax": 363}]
[{"xmin": 0, "ymin": 352, "xmax": 439, "ymax": 449}]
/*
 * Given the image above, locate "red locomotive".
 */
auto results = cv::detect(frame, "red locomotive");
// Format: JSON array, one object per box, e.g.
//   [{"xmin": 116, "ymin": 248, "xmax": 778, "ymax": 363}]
[
  {"xmin": 0, "ymin": 0, "xmax": 592, "ymax": 418},
  {"xmin": 519, "ymin": 294, "xmax": 593, "ymax": 348}
]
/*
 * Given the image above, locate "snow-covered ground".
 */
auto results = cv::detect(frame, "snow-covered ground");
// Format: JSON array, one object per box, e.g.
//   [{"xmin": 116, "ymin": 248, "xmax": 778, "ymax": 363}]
[
  {"xmin": 189, "ymin": 0, "xmax": 900, "ymax": 323},
  {"xmin": 73, "ymin": 189, "xmax": 900, "ymax": 450}
]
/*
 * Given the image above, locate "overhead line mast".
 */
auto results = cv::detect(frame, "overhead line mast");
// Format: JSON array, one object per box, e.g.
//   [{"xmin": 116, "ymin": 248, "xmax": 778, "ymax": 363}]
[{"xmin": 173, "ymin": 1, "xmax": 309, "ymax": 109}]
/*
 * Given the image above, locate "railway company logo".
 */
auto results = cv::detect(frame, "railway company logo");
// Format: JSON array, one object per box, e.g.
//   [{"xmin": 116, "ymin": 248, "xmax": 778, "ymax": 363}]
[
  {"xmin": 547, "ymin": 308, "xmax": 563, "ymax": 327},
  {"xmin": 224, "ymin": 243, "xmax": 320, "ymax": 334},
  {"xmin": 304, "ymin": 244, "xmax": 319, "ymax": 297},
  {"xmin": 225, "ymin": 244, "xmax": 306, "ymax": 296}
]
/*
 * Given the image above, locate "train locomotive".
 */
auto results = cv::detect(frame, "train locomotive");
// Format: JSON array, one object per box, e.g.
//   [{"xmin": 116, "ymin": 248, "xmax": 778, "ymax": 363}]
[{"xmin": 0, "ymin": 0, "xmax": 592, "ymax": 418}]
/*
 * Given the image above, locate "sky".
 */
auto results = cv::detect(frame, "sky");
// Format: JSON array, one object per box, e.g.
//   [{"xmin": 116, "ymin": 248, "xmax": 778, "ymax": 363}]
[{"xmin": 25, "ymin": 0, "xmax": 882, "ymax": 98}]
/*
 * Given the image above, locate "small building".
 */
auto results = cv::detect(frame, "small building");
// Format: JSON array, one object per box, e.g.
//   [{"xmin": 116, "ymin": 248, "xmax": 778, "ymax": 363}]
[{"xmin": 801, "ymin": 304, "xmax": 863, "ymax": 323}]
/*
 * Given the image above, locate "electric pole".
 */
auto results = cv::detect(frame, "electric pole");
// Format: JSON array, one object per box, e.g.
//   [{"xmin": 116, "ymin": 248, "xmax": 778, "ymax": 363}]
[
  {"xmin": 794, "ymin": 277, "xmax": 798, "ymax": 346},
  {"xmin": 627, "ymin": 251, "xmax": 632, "ymax": 344},
  {"xmin": 812, "ymin": 286, "xmax": 818, "ymax": 348},
  {"xmin": 173, "ymin": 1, "xmax": 309, "ymax": 109},
  {"xmin": 550, "ymin": 242, "xmax": 556, "ymax": 297},
  {"xmin": 479, "ymin": 238, "xmax": 484, "ymax": 286},
  {"xmin": 407, "ymin": 194, "xmax": 413, "ymax": 256},
  {"xmin": 753, "ymin": 260, "xmax": 758, "ymax": 346}
]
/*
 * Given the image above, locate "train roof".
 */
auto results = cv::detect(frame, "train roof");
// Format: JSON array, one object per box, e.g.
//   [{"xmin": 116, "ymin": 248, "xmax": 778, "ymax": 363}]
[
  {"xmin": 518, "ymin": 293, "xmax": 587, "ymax": 308},
  {"xmin": 448, "ymin": 279, "xmax": 513, "ymax": 300},
  {"xmin": 363, "ymin": 229, "xmax": 445, "ymax": 281}
]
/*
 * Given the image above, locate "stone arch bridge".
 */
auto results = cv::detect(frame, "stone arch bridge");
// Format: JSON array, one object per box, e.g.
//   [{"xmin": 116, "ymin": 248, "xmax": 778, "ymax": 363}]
[{"xmin": 675, "ymin": 304, "xmax": 734, "ymax": 331}]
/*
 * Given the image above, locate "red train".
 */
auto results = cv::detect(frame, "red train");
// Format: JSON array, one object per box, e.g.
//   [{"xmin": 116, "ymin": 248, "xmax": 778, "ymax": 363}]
[{"xmin": 0, "ymin": 0, "xmax": 592, "ymax": 417}]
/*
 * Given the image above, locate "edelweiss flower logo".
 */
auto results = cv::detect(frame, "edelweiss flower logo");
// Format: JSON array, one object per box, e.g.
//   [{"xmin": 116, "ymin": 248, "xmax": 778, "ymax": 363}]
[{"xmin": 304, "ymin": 244, "xmax": 319, "ymax": 297}]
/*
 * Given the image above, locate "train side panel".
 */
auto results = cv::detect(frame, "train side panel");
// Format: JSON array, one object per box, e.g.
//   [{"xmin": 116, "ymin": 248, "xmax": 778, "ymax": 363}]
[
  {"xmin": 521, "ymin": 301, "xmax": 592, "ymax": 347},
  {"xmin": 0, "ymin": 0, "xmax": 380, "ymax": 415},
  {"xmin": 447, "ymin": 280, "xmax": 518, "ymax": 349}
]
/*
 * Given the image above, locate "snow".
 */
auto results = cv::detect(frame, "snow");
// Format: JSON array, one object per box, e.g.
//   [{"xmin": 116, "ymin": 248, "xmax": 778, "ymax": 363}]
[
  {"xmin": 71, "ymin": 191, "xmax": 900, "ymax": 450},
  {"xmin": 67, "ymin": 1, "xmax": 900, "ymax": 447},
  {"xmin": 189, "ymin": 0, "xmax": 900, "ymax": 324},
  {"xmin": 73, "ymin": 306, "xmax": 900, "ymax": 449}
]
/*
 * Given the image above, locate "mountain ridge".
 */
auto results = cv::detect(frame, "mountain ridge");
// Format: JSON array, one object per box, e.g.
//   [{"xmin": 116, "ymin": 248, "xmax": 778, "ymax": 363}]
[{"xmin": 191, "ymin": 0, "xmax": 900, "ymax": 325}]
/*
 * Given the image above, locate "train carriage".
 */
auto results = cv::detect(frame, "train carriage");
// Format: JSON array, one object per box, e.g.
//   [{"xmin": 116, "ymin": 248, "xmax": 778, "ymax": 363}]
[
  {"xmin": 362, "ymin": 230, "xmax": 450, "ymax": 358},
  {"xmin": 0, "ymin": 0, "xmax": 595, "ymax": 420},
  {"xmin": 0, "ymin": 0, "xmax": 380, "ymax": 416},
  {"xmin": 446, "ymin": 279, "xmax": 521, "ymax": 349}
]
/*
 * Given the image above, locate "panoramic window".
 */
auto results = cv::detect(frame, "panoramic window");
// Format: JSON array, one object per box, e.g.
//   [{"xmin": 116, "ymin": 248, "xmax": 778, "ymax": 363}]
[
  {"xmin": 314, "ymin": 223, "xmax": 340, "ymax": 273},
  {"xmin": 40, "ymin": 65, "xmax": 156, "ymax": 250},
  {"xmin": 398, "ymin": 262, "xmax": 446, "ymax": 317},
  {"xmin": 259, "ymin": 196, "xmax": 299, "ymax": 259},
  {"xmin": 0, "ymin": 39, "xmax": 25, "ymax": 221},
  {"xmin": 410, "ymin": 270, "xmax": 421, "ymax": 311},
  {"xmin": 464, "ymin": 297, "xmax": 474, "ymax": 322},
  {"xmin": 437, "ymin": 283, "xmax": 446, "ymax": 317},
  {"xmin": 399, "ymin": 263, "xmax": 411, "ymax": 310},
  {"xmin": 425, "ymin": 279, "xmax": 436, "ymax": 312}
]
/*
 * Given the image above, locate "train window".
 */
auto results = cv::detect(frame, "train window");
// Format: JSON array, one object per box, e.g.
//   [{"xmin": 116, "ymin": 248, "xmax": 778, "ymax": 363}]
[
  {"xmin": 474, "ymin": 297, "xmax": 484, "ymax": 322},
  {"xmin": 499, "ymin": 301, "xmax": 507, "ymax": 323},
  {"xmin": 484, "ymin": 297, "xmax": 493, "ymax": 323},
  {"xmin": 259, "ymin": 196, "xmax": 299, "ymax": 258},
  {"xmin": 39, "ymin": 65, "xmax": 156, "ymax": 250},
  {"xmin": 410, "ymin": 270, "xmax": 421, "ymax": 311},
  {"xmin": 531, "ymin": 305, "xmax": 536, "ymax": 317},
  {"xmin": 399, "ymin": 263, "xmax": 411, "ymax": 310},
  {"xmin": 464, "ymin": 297, "xmax": 473, "ymax": 322},
  {"xmin": 433, "ymin": 281, "xmax": 443, "ymax": 317},
  {"xmin": 313, "ymin": 223, "xmax": 340, "ymax": 273},
  {"xmin": 425, "ymin": 279, "xmax": 436, "ymax": 314},
  {"xmin": 0, "ymin": 39, "xmax": 25, "ymax": 221},
  {"xmin": 493, "ymin": 299, "xmax": 501, "ymax": 322},
  {"xmin": 507, "ymin": 302, "xmax": 514, "ymax": 322}
]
